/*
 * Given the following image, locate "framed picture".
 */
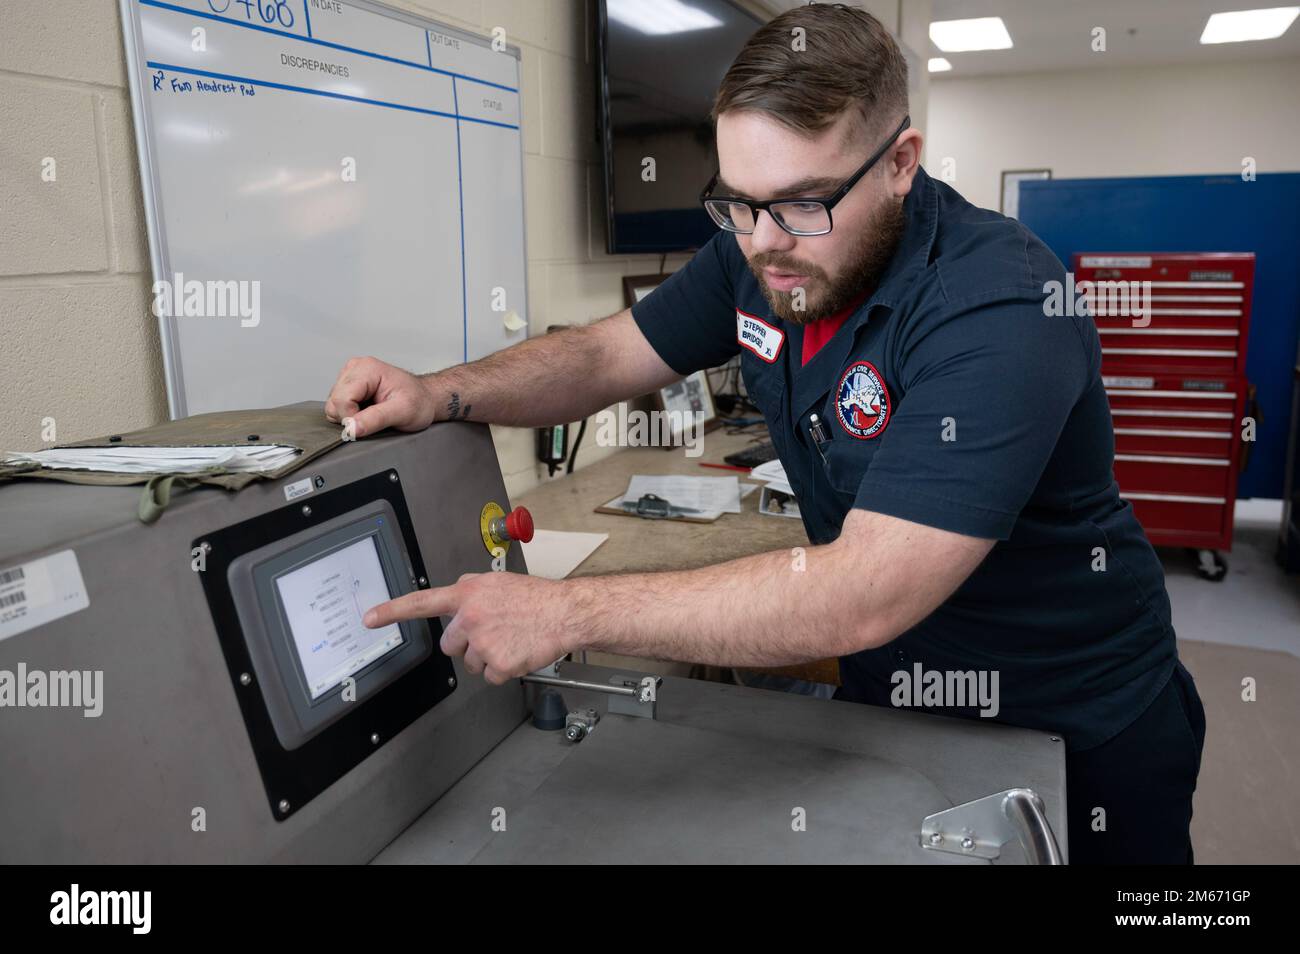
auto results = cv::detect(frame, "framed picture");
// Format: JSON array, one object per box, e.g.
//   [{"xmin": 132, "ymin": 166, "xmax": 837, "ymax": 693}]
[
  {"xmin": 653, "ymin": 369, "xmax": 721, "ymax": 441},
  {"xmin": 623, "ymin": 273, "xmax": 672, "ymax": 308},
  {"xmin": 1000, "ymin": 169, "xmax": 1051, "ymax": 220}
]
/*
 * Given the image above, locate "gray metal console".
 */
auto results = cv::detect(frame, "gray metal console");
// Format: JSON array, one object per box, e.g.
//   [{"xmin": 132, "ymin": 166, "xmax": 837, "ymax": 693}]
[{"xmin": 0, "ymin": 422, "xmax": 1066, "ymax": 863}]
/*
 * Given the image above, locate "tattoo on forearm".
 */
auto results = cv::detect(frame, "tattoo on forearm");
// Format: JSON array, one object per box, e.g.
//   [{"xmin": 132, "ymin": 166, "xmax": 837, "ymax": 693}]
[{"xmin": 447, "ymin": 392, "xmax": 472, "ymax": 421}]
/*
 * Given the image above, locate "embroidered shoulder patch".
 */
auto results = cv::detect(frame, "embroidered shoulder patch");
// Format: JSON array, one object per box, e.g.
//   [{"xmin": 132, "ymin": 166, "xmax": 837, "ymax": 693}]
[{"xmin": 835, "ymin": 361, "xmax": 891, "ymax": 439}]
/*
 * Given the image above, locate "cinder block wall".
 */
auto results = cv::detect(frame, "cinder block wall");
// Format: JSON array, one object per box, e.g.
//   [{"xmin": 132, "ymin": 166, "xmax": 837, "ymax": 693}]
[
  {"xmin": 1, "ymin": 0, "xmax": 162, "ymax": 455},
  {"xmin": 0, "ymin": 0, "xmax": 700, "ymax": 498}
]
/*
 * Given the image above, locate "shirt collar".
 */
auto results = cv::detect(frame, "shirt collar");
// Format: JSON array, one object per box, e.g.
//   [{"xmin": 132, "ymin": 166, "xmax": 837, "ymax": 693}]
[
  {"xmin": 784, "ymin": 168, "xmax": 939, "ymax": 420},
  {"xmin": 862, "ymin": 164, "xmax": 939, "ymax": 314}
]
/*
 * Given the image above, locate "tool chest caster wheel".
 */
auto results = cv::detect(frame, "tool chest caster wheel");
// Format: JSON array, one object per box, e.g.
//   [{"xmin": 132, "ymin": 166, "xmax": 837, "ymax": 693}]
[{"xmin": 1188, "ymin": 548, "xmax": 1228, "ymax": 581}]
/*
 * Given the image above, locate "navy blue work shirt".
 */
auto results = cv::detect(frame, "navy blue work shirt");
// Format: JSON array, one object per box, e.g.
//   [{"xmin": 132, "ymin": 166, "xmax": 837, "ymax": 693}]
[{"xmin": 630, "ymin": 165, "xmax": 1178, "ymax": 751}]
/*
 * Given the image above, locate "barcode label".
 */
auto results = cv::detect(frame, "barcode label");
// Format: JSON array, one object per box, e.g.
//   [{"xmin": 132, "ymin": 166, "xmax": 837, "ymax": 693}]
[{"xmin": 0, "ymin": 550, "xmax": 89, "ymax": 643}]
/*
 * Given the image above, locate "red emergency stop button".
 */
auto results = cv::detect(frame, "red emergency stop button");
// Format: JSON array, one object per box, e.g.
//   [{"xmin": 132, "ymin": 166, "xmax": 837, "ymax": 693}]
[{"xmin": 503, "ymin": 507, "xmax": 534, "ymax": 543}]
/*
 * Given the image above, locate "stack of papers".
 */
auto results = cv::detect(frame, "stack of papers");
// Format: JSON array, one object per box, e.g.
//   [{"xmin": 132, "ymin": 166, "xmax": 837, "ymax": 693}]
[
  {"xmin": 2, "ymin": 444, "xmax": 301, "ymax": 475},
  {"xmin": 749, "ymin": 458, "xmax": 793, "ymax": 495}
]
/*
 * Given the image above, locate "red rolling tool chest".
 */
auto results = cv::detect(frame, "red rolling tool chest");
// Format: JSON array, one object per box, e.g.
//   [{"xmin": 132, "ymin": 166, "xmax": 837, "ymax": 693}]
[{"xmin": 1072, "ymin": 253, "xmax": 1254, "ymax": 579}]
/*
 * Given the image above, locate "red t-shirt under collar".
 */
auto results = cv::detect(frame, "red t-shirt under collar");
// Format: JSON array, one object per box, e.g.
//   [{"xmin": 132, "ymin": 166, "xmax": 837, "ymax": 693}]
[{"xmin": 800, "ymin": 290, "xmax": 870, "ymax": 366}]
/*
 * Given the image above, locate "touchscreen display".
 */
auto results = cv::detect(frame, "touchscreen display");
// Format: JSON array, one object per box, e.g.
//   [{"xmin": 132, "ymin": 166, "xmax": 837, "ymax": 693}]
[{"xmin": 274, "ymin": 535, "xmax": 404, "ymax": 699}]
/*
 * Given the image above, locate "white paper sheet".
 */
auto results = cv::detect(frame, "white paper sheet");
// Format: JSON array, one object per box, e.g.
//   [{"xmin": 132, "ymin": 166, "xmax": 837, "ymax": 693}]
[
  {"xmin": 748, "ymin": 458, "xmax": 793, "ymax": 495},
  {"xmin": 520, "ymin": 529, "xmax": 609, "ymax": 580},
  {"xmin": 2, "ymin": 444, "xmax": 301, "ymax": 475}
]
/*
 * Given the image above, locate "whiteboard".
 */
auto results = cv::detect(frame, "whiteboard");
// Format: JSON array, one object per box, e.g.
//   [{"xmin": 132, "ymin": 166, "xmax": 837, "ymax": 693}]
[{"xmin": 119, "ymin": 0, "xmax": 529, "ymax": 418}]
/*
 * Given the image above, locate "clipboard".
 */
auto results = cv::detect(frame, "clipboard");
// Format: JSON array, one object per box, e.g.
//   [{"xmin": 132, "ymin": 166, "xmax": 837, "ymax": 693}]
[{"xmin": 595, "ymin": 493, "xmax": 723, "ymax": 524}]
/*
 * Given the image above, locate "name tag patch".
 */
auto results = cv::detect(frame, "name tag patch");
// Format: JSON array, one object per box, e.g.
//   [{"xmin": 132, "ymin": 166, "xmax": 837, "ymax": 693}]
[{"xmin": 736, "ymin": 309, "xmax": 784, "ymax": 363}]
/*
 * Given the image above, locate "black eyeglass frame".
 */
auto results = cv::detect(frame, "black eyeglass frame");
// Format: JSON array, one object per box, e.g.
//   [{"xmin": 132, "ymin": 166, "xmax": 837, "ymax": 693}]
[{"xmin": 699, "ymin": 114, "xmax": 912, "ymax": 236}]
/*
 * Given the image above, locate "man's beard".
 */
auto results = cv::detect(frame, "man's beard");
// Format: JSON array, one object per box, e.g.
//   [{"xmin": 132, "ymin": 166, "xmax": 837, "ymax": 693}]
[{"xmin": 746, "ymin": 195, "xmax": 906, "ymax": 325}]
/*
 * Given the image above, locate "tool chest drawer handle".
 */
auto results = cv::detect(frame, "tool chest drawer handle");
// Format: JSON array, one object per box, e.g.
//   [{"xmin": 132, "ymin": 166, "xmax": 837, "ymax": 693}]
[
  {"xmin": 1093, "ymin": 308, "xmax": 1242, "ymax": 317},
  {"xmin": 1123, "ymin": 492, "xmax": 1227, "ymax": 504},
  {"xmin": 1106, "ymin": 389, "xmax": 1237, "ymax": 399},
  {"xmin": 1102, "ymin": 347, "xmax": 1237, "ymax": 357},
  {"xmin": 1097, "ymin": 328, "xmax": 1239, "ymax": 336},
  {"xmin": 1115, "ymin": 454, "xmax": 1229, "ymax": 466},
  {"xmin": 1114, "ymin": 427, "xmax": 1230, "ymax": 438},
  {"xmin": 1144, "ymin": 294, "xmax": 1243, "ymax": 302},
  {"xmin": 1111, "ymin": 409, "xmax": 1233, "ymax": 419}
]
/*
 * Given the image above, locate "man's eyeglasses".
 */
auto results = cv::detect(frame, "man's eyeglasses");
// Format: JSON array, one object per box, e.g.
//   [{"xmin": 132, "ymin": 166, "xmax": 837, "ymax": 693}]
[{"xmin": 699, "ymin": 115, "xmax": 910, "ymax": 237}]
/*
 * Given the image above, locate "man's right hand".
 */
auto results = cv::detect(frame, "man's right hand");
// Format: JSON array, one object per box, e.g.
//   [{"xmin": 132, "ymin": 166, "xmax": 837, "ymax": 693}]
[{"xmin": 324, "ymin": 356, "xmax": 438, "ymax": 439}]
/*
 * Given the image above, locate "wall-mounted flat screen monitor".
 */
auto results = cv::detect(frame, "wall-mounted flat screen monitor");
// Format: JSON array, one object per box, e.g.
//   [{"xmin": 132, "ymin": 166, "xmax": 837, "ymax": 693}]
[{"xmin": 596, "ymin": 0, "xmax": 762, "ymax": 254}]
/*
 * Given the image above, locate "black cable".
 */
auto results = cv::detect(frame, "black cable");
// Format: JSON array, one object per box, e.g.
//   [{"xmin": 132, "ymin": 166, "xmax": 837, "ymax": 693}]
[
  {"xmin": 723, "ymin": 419, "xmax": 766, "ymax": 436},
  {"xmin": 565, "ymin": 417, "xmax": 587, "ymax": 473}
]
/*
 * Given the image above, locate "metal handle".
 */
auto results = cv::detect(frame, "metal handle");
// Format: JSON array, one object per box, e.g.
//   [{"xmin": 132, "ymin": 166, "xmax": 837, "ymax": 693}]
[
  {"xmin": 1002, "ymin": 789, "xmax": 1063, "ymax": 865},
  {"xmin": 921, "ymin": 786, "xmax": 1064, "ymax": 864},
  {"xmin": 522, "ymin": 673, "xmax": 638, "ymax": 697}
]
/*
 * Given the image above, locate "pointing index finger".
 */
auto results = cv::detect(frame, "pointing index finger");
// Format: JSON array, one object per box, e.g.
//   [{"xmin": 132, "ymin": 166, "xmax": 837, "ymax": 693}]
[{"xmin": 363, "ymin": 584, "xmax": 458, "ymax": 628}]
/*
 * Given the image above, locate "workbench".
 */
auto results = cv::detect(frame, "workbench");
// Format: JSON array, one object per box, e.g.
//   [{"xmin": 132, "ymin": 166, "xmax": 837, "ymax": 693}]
[
  {"xmin": 514, "ymin": 427, "xmax": 807, "ymax": 574},
  {"xmin": 513, "ymin": 427, "xmax": 837, "ymax": 683}
]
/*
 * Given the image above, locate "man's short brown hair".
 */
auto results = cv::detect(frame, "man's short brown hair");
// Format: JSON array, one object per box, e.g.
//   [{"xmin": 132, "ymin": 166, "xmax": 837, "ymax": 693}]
[{"xmin": 712, "ymin": 3, "xmax": 909, "ymax": 144}]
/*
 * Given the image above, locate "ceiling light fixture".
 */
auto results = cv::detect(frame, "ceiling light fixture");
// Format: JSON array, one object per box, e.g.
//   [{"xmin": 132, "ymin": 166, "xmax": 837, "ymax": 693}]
[
  {"xmin": 929, "ymin": 17, "xmax": 1013, "ymax": 53},
  {"xmin": 607, "ymin": 0, "xmax": 723, "ymax": 36},
  {"xmin": 1200, "ymin": 6, "xmax": 1298, "ymax": 43}
]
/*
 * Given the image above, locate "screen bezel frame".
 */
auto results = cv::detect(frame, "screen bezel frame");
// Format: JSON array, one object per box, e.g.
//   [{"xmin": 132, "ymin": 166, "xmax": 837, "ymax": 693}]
[{"xmin": 195, "ymin": 468, "xmax": 455, "ymax": 821}]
